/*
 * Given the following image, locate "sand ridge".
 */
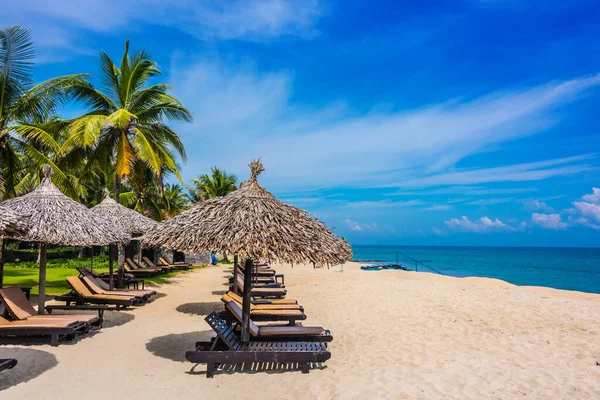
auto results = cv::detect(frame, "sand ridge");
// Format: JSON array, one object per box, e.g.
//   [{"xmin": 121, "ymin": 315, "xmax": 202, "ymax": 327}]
[{"xmin": 1, "ymin": 262, "xmax": 599, "ymax": 399}]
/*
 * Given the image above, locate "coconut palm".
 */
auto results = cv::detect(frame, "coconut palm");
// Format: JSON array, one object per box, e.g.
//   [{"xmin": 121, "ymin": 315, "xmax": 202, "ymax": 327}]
[
  {"xmin": 160, "ymin": 183, "xmax": 189, "ymax": 219},
  {"xmin": 187, "ymin": 167, "xmax": 237, "ymax": 203},
  {"xmin": 65, "ymin": 39, "xmax": 192, "ymax": 203},
  {"xmin": 0, "ymin": 25, "xmax": 89, "ymax": 199}
]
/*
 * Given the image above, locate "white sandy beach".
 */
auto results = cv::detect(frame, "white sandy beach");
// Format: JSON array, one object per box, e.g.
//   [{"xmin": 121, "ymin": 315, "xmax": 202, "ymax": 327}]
[{"xmin": 1, "ymin": 262, "xmax": 599, "ymax": 399}]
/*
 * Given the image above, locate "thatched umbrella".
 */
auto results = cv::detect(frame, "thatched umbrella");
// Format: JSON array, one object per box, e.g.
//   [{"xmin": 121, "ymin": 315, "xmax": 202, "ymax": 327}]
[
  {"xmin": 0, "ymin": 206, "xmax": 31, "ymax": 287},
  {"xmin": 91, "ymin": 189, "xmax": 157, "ymax": 289},
  {"xmin": 0, "ymin": 165, "xmax": 128, "ymax": 313},
  {"xmin": 142, "ymin": 159, "xmax": 352, "ymax": 342},
  {"xmin": 0, "ymin": 205, "xmax": 30, "ymax": 236}
]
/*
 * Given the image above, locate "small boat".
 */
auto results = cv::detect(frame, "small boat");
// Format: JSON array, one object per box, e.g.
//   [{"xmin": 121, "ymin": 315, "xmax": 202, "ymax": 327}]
[{"xmin": 360, "ymin": 263, "xmax": 409, "ymax": 271}]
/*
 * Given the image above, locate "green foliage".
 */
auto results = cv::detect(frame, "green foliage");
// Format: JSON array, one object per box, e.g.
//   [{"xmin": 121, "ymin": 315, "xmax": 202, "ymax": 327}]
[{"xmin": 187, "ymin": 166, "xmax": 237, "ymax": 203}]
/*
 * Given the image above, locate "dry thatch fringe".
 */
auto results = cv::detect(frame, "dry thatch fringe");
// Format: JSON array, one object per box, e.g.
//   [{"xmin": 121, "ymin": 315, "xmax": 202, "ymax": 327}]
[
  {"xmin": 91, "ymin": 188, "xmax": 157, "ymax": 238},
  {"xmin": 0, "ymin": 165, "xmax": 129, "ymax": 245},
  {"xmin": 142, "ymin": 158, "xmax": 352, "ymax": 266},
  {"xmin": 0, "ymin": 205, "xmax": 30, "ymax": 236}
]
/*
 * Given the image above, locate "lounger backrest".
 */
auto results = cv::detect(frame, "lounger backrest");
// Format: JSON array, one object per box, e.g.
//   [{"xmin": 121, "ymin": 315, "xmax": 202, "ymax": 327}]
[
  {"xmin": 125, "ymin": 258, "xmax": 138, "ymax": 270},
  {"xmin": 67, "ymin": 276, "xmax": 95, "ymax": 297},
  {"xmin": 0, "ymin": 286, "xmax": 37, "ymax": 319},
  {"xmin": 143, "ymin": 257, "xmax": 156, "ymax": 268},
  {"xmin": 82, "ymin": 276, "xmax": 105, "ymax": 295},
  {"xmin": 93, "ymin": 276, "xmax": 110, "ymax": 291},
  {"xmin": 227, "ymin": 291, "xmax": 244, "ymax": 305},
  {"xmin": 205, "ymin": 312, "xmax": 242, "ymax": 350},
  {"xmin": 158, "ymin": 257, "xmax": 171, "ymax": 265},
  {"xmin": 225, "ymin": 301, "xmax": 260, "ymax": 337}
]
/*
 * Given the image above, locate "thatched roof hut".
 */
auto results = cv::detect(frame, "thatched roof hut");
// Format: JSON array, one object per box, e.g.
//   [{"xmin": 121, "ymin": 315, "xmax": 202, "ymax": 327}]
[
  {"xmin": 91, "ymin": 189, "xmax": 156, "ymax": 237},
  {"xmin": 142, "ymin": 159, "xmax": 352, "ymax": 265},
  {"xmin": 1, "ymin": 166, "xmax": 128, "ymax": 246},
  {"xmin": 0, "ymin": 205, "xmax": 30, "ymax": 236},
  {"xmin": 91, "ymin": 188, "xmax": 157, "ymax": 289},
  {"xmin": 0, "ymin": 165, "xmax": 129, "ymax": 313},
  {"xmin": 142, "ymin": 159, "xmax": 351, "ymax": 343}
]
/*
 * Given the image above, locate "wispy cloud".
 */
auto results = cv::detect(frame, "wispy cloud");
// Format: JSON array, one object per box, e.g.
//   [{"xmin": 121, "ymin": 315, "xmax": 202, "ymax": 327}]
[
  {"xmin": 424, "ymin": 205, "xmax": 453, "ymax": 211},
  {"xmin": 522, "ymin": 199, "xmax": 554, "ymax": 212},
  {"xmin": 444, "ymin": 216, "xmax": 515, "ymax": 232},
  {"xmin": 4, "ymin": 0, "xmax": 321, "ymax": 58},
  {"xmin": 170, "ymin": 58, "xmax": 600, "ymax": 191},
  {"xmin": 531, "ymin": 213, "xmax": 568, "ymax": 230},
  {"xmin": 432, "ymin": 227, "xmax": 447, "ymax": 236}
]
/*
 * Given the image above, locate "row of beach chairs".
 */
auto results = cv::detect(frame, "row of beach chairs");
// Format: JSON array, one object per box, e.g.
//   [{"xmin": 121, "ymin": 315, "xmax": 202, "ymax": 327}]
[
  {"xmin": 0, "ymin": 258, "xmax": 184, "ymax": 347},
  {"xmin": 185, "ymin": 262, "xmax": 332, "ymax": 377}
]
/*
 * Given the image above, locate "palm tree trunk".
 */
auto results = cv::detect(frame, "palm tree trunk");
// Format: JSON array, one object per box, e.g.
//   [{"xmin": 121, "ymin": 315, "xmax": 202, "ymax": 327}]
[
  {"xmin": 114, "ymin": 175, "xmax": 125, "ymax": 288},
  {"xmin": 223, "ymin": 251, "xmax": 229, "ymax": 263}
]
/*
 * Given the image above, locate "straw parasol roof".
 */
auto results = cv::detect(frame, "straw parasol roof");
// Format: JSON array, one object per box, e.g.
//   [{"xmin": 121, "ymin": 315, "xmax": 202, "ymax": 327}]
[
  {"xmin": 91, "ymin": 189, "xmax": 157, "ymax": 237},
  {"xmin": 0, "ymin": 165, "xmax": 128, "ymax": 245},
  {"xmin": 0, "ymin": 205, "xmax": 30, "ymax": 236},
  {"xmin": 142, "ymin": 159, "xmax": 352, "ymax": 265}
]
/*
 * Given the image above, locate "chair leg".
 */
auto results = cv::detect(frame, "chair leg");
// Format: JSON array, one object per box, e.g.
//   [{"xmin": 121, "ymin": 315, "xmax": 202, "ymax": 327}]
[
  {"xmin": 206, "ymin": 363, "xmax": 215, "ymax": 378},
  {"xmin": 50, "ymin": 333, "xmax": 59, "ymax": 347},
  {"xmin": 302, "ymin": 363, "xmax": 310, "ymax": 374}
]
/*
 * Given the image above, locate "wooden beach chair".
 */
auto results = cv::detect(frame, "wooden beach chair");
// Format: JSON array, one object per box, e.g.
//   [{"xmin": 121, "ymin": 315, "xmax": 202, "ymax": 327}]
[
  {"xmin": 142, "ymin": 256, "xmax": 176, "ymax": 272},
  {"xmin": 234, "ymin": 275, "xmax": 287, "ymax": 298},
  {"xmin": 225, "ymin": 291, "xmax": 301, "ymax": 310},
  {"xmin": 0, "ymin": 315, "xmax": 90, "ymax": 346},
  {"xmin": 54, "ymin": 277, "xmax": 138, "ymax": 309},
  {"xmin": 80, "ymin": 272, "xmax": 156, "ymax": 296},
  {"xmin": 0, "ymin": 358, "xmax": 17, "ymax": 372},
  {"xmin": 0, "ymin": 286, "xmax": 101, "ymax": 327},
  {"xmin": 186, "ymin": 311, "xmax": 331, "ymax": 378},
  {"xmin": 158, "ymin": 257, "xmax": 190, "ymax": 270},
  {"xmin": 81, "ymin": 276, "xmax": 153, "ymax": 303},
  {"xmin": 128, "ymin": 258, "xmax": 166, "ymax": 274},
  {"xmin": 220, "ymin": 293, "xmax": 306, "ymax": 324},
  {"xmin": 224, "ymin": 301, "xmax": 331, "ymax": 341},
  {"xmin": 124, "ymin": 259, "xmax": 161, "ymax": 277}
]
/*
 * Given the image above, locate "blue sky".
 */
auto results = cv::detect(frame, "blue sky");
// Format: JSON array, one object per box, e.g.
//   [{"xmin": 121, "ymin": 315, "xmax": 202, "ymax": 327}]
[{"xmin": 7, "ymin": 0, "xmax": 600, "ymax": 247}]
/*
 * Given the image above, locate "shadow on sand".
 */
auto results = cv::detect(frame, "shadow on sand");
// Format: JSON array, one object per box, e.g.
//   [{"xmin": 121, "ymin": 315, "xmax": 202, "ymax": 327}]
[
  {"xmin": 176, "ymin": 302, "xmax": 222, "ymax": 317},
  {"xmin": 188, "ymin": 360, "xmax": 328, "ymax": 377},
  {"xmin": 102, "ymin": 311, "xmax": 135, "ymax": 329},
  {"xmin": 146, "ymin": 330, "xmax": 214, "ymax": 362},
  {"xmin": 0, "ymin": 348, "xmax": 58, "ymax": 391}
]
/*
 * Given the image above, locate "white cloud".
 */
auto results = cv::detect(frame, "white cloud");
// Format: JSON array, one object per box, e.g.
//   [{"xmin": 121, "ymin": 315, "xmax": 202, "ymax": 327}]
[
  {"xmin": 342, "ymin": 219, "xmax": 381, "ymax": 232},
  {"xmin": 444, "ymin": 216, "xmax": 514, "ymax": 232},
  {"xmin": 3, "ymin": 0, "xmax": 321, "ymax": 57},
  {"xmin": 581, "ymin": 187, "xmax": 600, "ymax": 204},
  {"xmin": 343, "ymin": 219, "xmax": 363, "ymax": 232},
  {"xmin": 531, "ymin": 213, "xmax": 568, "ymax": 230},
  {"xmin": 169, "ymin": 59, "xmax": 600, "ymax": 191},
  {"xmin": 522, "ymin": 199, "xmax": 554, "ymax": 212},
  {"xmin": 572, "ymin": 201, "xmax": 600, "ymax": 224}
]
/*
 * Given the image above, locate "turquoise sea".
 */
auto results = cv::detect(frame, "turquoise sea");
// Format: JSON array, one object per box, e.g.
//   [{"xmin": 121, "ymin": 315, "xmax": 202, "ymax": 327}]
[{"xmin": 352, "ymin": 245, "xmax": 600, "ymax": 294}]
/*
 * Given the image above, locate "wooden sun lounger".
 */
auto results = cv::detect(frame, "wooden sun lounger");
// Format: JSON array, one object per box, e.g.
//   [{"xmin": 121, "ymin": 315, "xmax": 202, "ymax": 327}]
[
  {"xmin": 127, "ymin": 258, "xmax": 166, "ymax": 274},
  {"xmin": 142, "ymin": 257, "xmax": 176, "ymax": 272},
  {"xmin": 81, "ymin": 276, "xmax": 152, "ymax": 302},
  {"xmin": 235, "ymin": 276, "xmax": 287, "ymax": 298},
  {"xmin": 81, "ymin": 273, "xmax": 156, "ymax": 297},
  {"xmin": 224, "ymin": 301, "xmax": 332, "ymax": 342},
  {"xmin": 221, "ymin": 293, "xmax": 306, "ymax": 324},
  {"xmin": 186, "ymin": 311, "xmax": 331, "ymax": 378},
  {"xmin": 124, "ymin": 259, "xmax": 161, "ymax": 277},
  {"xmin": 158, "ymin": 257, "xmax": 191, "ymax": 269},
  {"xmin": 54, "ymin": 277, "xmax": 138, "ymax": 309},
  {"xmin": 0, "ymin": 316, "xmax": 90, "ymax": 346},
  {"xmin": 225, "ymin": 291, "xmax": 301, "ymax": 310},
  {"xmin": 77, "ymin": 267, "xmax": 144, "ymax": 290},
  {"xmin": 0, "ymin": 286, "xmax": 102, "ymax": 327},
  {"xmin": 0, "ymin": 358, "xmax": 17, "ymax": 372}
]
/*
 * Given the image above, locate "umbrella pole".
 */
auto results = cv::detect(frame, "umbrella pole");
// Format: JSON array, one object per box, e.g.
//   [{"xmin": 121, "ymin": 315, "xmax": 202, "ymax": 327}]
[
  {"xmin": 241, "ymin": 258, "xmax": 253, "ymax": 343},
  {"xmin": 38, "ymin": 243, "xmax": 47, "ymax": 314},
  {"xmin": 109, "ymin": 244, "xmax": 114, "ymax": 290},
  {"xmin": 233, "ymin": 255, "xmax": 239, "ymax": 295},
  {"xmin": 0, "ymin": 239, "xmax": 5, "ymax": 288},
  {"xmin": 117, "ymin": 243, "xmax": 125, "ymax": 289}
]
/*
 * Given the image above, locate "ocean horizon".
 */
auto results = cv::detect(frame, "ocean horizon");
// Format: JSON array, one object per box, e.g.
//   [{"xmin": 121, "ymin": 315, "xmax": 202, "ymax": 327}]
[{"xmin": 351, "ymin": 245, "xmax": 600, "ymax": 294}]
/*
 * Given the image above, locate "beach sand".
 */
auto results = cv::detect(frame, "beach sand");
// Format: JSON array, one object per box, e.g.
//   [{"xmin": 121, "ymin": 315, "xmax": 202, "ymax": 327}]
[{"xmin": 1, "ymin": 262, "xmax": 599, "ymax": 399}]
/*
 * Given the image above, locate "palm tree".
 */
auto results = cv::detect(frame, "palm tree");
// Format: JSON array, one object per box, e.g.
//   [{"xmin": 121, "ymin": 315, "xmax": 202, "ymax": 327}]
[
  {"xmin": 187, "ymin": 167, "xmax": 237, "ymax": 203},
  {"xmin": 65, "ymin": 39, "xmax": 192, "ymax": 203},
  {"xmin": 0, "ymin": 25, "xmax": 89, "ymax": 199},
  {"xmin": 160, "ymin": 183, "xmax": 189, "ymax": 219}
]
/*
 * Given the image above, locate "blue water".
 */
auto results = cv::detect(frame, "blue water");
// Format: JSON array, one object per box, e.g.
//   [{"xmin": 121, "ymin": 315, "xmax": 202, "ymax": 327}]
[{"xmin": 352, "ymin": 245, "xmax": 600, "ymax": 294}]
